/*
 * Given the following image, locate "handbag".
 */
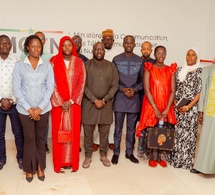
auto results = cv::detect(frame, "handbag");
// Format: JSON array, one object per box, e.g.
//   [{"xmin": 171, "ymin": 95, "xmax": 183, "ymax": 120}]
[
  {"xmin": 147, "ymin": 122, "xmax": 176, "ymax": 151},
  {"xmin": 58, "ymin": 111, "xmax": 72, "ymax": 143}
]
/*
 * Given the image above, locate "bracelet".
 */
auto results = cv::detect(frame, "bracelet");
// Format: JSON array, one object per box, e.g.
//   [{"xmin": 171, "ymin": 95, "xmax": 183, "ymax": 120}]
[{"xmin": 185, "ymin": 106, "xmax": 189, "ymax": 111}]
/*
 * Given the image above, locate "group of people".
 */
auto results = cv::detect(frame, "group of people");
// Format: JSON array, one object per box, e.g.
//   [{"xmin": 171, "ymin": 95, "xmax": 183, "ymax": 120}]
[{"xmin": 1, "ymin": 28, "xmax": 215, "ymax": 184}]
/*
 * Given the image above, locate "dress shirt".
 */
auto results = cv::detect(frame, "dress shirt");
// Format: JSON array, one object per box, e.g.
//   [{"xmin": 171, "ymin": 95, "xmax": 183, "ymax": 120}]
[
  {"xmin": 0, "ymin": 54, "xmax": 18, "ymax": 104},
  {"xmin": 13, "ymin": 56, "xmax": 54, "ymax": 115}
]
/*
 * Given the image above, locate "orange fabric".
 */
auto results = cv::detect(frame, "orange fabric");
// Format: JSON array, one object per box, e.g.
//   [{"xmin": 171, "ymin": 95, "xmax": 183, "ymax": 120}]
[{"xmin": 136, "ymin": 62, "xmax": 177, "ymax": 137}]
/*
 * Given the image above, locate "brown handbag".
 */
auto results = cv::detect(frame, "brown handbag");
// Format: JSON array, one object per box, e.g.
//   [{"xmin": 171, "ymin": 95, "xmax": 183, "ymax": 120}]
[
  {"xmin": 58, "ymin": 112, "xmax": 72, "ymax": 143},
  {"xmin": 147, "ymin": 123, "xmax": 176, "ymax": 151}
]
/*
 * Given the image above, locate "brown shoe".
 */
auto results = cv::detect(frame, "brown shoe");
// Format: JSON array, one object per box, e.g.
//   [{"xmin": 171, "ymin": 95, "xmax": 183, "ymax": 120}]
[
  {"xmin": 109, "ymin": 144, "xmax": 114, "ymax": 150},
  {"xmin": 100, "ymin": 156, "xmax": 111, "ymax": 167},
  {"xmin": 82, "ymin": 158, "xmax": 91, "ymax": 169},
  {"xmin": 93, "ymin": 144, "xmax": 99, "ymax": 152}
]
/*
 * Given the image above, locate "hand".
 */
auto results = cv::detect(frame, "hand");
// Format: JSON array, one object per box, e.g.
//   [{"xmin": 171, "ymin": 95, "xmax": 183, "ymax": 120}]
[
  {"xmin": 178, "ymin": 106, "xmax": 188, "ymax": 114},
  {"xmin": 212, "ymin": 59, "xmax": 215, "ymax": 64},
  {"xmin": 154, "ymin": 107, "xmax": 162, "ymax": 119},
  {"xmin": 122, "ymin": 88, "xmax": 135, "ymax": 98},
  {"xmin": 161, "ymin": 109, "xmax": 168, "ymax": 118},
  {"xmin": 28, "ymin": 108, "xmax": 41, "ymax": 121},
  {"xmin": 62, "ymin": 101, "xmax": 72, "ymax": 112},
  {"xmin": 94, "ymin": 99, "xmax": 105, "ymax": 109},
  {"xmin": 1, "ymin": 98, "xmax": 13, "ymax": 111},
  {"xmin": 198, "ymin": 112, "xmax": 203, "ymax": 124}
]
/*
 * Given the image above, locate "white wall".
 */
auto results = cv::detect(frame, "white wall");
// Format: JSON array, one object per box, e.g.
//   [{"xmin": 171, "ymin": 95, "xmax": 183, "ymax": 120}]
[{"xmin": 2, "ymin": 0, "xmax": 215, "ymax": 139}]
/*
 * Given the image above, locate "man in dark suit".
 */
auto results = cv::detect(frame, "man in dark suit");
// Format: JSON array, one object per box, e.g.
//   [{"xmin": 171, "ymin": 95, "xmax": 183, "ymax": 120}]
[{"xmin": 111, "ymin": 35, "xmax": 143, "ymax": 165}]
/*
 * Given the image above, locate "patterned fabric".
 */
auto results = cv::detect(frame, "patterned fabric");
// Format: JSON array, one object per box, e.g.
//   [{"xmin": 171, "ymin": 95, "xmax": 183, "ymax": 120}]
[
  {"xmin": 0, "ymin": 54, "xmax": 18, "ymax": 102},
  {"xmin": 206, "ymin": 70, "xmax": 215, "ymax": 116},
  {"xmin": 50, "ymin": 36, "xmax": 86, "ymax": 173},
  {"xmin": 171, "ymin": 67, "xmax": 202, "ymax": 170}
]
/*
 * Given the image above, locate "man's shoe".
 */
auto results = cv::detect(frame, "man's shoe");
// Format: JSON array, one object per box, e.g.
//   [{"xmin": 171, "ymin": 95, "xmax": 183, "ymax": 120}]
[
  {"xmin": 100, "ymin": 156, "xmax": 111, "ymax": 167},
  {"xmin": 82, "ymin": 158, "xmax": 91, "ymax": 169},
  {"xmin": 17, "ymin": 159, "xmax": 23, "ymax": 170},
  {"xmin": 93, "ymin": 144, "xmax": 99, "ymax": 152},
  {"xmin": 125, "ymin": 154, "xmax": 139, "ymax": 164},
  {"xmin": 0, "ymin": 161, "xmax": 6, "ymax": 170},
  {"xmin": 45, "ymin": 143, "xmax": 50, "ymax": 154},
  {"xmin": 111, "ymin": 154, "xmax": 119, "ymax": 165},
  {"xmin": 190, "ymin": 168, "xmax": 201, "ymax": 174},
  {"xmin": 109, "ymin": 144, "xmax": 114, "ymax": 150}
]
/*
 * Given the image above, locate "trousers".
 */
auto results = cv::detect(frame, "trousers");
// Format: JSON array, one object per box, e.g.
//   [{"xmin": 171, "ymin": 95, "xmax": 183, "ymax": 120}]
[{"xmin": 0, "ymin": 105, "xmax": 23, "ymax": 162}]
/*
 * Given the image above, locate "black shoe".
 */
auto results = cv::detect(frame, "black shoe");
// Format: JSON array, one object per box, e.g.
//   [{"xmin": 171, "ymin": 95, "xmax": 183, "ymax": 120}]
[
  {"xmin": 17, "ymin": 159, "xmax": 23, "ymax": 170},
  {"xmin": 45, "ymin": 144, "xmax": 50, "ymax": 154},
  {"xmin": 26, "ymin": 173, "xmax": 33, "ymax": 183},
  {"xmin": 111, "ymin": 155, "xmax": 119, "ymax": 165},
  {"xmin": 38, "ymin": 175, "xmax": 45, "ymax": 181},
  {"xmin": 26, "ymin": 176, "xmax": 33, "ymax": 183},
  {"xmin": 190, "ymin": 168, "xmax": 201, "ymax": 174},
  {"xmin": 0, "ymin": 161, "xmax": 6, "ymax": 170},
  {"xmin": 125, "ymin": 154, "xmax": 139, "ymax": 164}
]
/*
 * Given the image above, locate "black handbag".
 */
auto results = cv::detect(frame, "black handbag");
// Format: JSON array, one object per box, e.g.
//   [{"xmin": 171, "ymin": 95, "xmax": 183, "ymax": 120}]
[{"xmin": 147, "ymin": 123, "xmax": 176, "ymax": 151}]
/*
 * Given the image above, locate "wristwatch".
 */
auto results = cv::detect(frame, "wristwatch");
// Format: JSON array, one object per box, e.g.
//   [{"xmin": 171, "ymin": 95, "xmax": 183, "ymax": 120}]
[{"xmin": 102, "ymin": 98, "xmax": 107, "ymax": 103}]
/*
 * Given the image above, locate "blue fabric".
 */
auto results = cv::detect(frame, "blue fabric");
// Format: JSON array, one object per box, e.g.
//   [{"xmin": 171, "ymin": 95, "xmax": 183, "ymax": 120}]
[
  {"xmin": 13, "ymin": 59, "xmax": 54, "ymax": 115},
  {"xmin": 0, "ymin": 105, "xmax": 23, "ymax": 161},
  {"xmin": 113, "ymin": 53, "xmax": 143, "ymax": 113}
]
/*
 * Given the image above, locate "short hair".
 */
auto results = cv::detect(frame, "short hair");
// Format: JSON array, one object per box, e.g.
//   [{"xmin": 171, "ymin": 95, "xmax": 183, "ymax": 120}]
[
  {"xmin": 34, "ymin": 31, "xmax": 45, "ymax": 37},
  {"xmin": 72, "ymin": 35, "xmax": 82, "ymax": 41},
  {"xmin": 23, "ymin": 35, "xmax": 43, "ymax": 56},
  {"xmin": 93, "ymin": 41, "xmax": 104, "ymax": 50},
  {"xmin": 0, "ymin": 34, "xmax": 11, "ymax": 41},
  {"xmin": 142, "ymin": 41, "xmax": 152, "ymax": 48},
  {"xmin": 123, "ymin": 35, "xmax": 135, "ymax": 43},
  {"xmin": 154, "ymin": 45, "xmax": 166, "ymax": 54}
]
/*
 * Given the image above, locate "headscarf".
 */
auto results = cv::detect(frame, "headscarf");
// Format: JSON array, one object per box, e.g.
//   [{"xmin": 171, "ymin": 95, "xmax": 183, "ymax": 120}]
[
  {"xmin": 50, "ymin": 36, "xmax": 77, "ymax": 101},
  {"xmin": 178, "ymin": 47, "xmax": 200, "ymax": 82}
]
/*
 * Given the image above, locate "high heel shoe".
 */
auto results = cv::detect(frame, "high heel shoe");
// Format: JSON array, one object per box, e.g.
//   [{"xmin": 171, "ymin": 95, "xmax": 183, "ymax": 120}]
[
  {"xmin": 26, "ymin": 173, "xmax": 33, "ymax": 183},
  {"xmin": 38, "ymin": 175, "xmax": 45, "ymax": 181}
]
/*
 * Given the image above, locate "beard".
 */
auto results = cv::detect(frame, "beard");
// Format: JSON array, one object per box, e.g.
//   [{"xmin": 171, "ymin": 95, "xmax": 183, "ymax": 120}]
[{"xmin": 142, "ymin": 53, "xmax": 150, "ymax": 59}]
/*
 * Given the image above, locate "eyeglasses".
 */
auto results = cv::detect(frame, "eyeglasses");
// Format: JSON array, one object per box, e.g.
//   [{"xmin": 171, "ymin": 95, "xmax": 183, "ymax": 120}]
[{"xmin": 73, "ymin": 40, "xmax": 82, "ymax": 44}]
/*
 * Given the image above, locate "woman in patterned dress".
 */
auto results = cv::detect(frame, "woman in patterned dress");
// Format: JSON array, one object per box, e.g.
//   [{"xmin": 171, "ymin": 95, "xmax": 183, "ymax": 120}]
[
  {"xmin": 50, "ymin": 36, "xmax": 86, "ymax": 173},
  {"xmin": 171, "ymin": 47, "xmax": 202, "ymax": 171}
]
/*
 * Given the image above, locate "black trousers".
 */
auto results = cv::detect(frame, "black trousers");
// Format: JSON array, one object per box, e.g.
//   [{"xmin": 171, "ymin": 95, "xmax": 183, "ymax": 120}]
[
  {"xmin": 113, "ymin": 112, "xmax": 138, "ymax": 155},
  {"xmin": 19, "ymin": 112, "xmax": 49, "ymax": 173}
]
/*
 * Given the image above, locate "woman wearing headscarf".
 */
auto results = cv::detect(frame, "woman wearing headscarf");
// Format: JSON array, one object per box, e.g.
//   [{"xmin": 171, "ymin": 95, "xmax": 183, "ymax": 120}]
[
  {"xmin": 171, "ymin": 47, "xmax": 202, "ymax": 171},
  {"xmin": 50, "ymin": 36, "xmax": 86, "ymax": 173}
]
